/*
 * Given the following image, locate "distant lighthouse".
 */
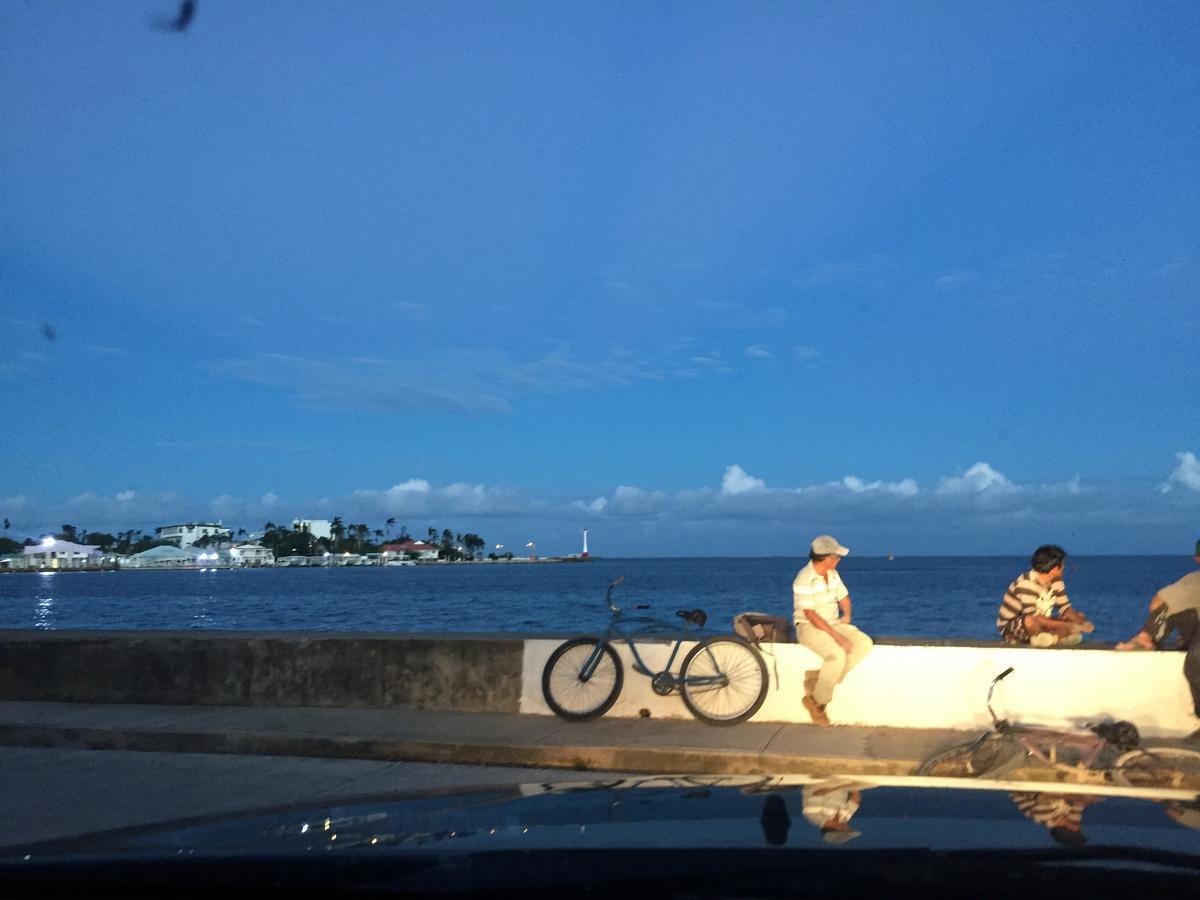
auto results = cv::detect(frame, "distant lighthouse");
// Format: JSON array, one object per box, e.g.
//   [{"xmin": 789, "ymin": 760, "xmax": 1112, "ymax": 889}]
[{"xmin": 581, "ymin": 529, "xmax": 589, "ymax": 559}]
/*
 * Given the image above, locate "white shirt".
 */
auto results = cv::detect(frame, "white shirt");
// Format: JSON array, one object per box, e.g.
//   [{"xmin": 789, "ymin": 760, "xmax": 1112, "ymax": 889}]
[
  {"xmin": 801, "ymin": 784, "xmax": 860, "ymax": 828},
  {"xmin": 793, "ymin": 561, "xmax": 848, "ymax": 624}
]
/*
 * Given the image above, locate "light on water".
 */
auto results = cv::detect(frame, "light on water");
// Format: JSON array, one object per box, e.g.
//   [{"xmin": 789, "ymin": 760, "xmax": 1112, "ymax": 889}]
[{"xmin": 1, "ymin": 556, "xmax": 1194, "ymax": 644}]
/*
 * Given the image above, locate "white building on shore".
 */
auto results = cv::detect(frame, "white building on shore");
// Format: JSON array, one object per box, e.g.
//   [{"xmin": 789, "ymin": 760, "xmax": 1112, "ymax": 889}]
[
  {"xmin": 229, "ymin": 543, "xmax": 274, "ymax": 566},
  {"xmin": 18, "ymin": 539, "xmax": 103, "ymax": 570},
  {"xmin": 156, "ymin": 522, "xmax": 232, "ymax": 548}
]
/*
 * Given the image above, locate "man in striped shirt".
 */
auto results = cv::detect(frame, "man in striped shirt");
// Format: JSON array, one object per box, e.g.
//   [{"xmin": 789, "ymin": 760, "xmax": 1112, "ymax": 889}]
[
  {"xmin": 793, "ymin": 534, "xmax": 874, "ymax": 725},
  {"xmin": 996, "ymin": 545, "xmax": 1094, "ymax": 647}
]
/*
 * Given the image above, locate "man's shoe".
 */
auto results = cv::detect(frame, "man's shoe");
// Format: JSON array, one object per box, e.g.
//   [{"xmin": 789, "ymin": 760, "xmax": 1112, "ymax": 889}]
[
  {"xmin": 802, "ymin": 694, "xmax": 830, "ymax": 726},
  {"xmin": 804, "ymin": 671, "xmax": 818, "ymax": 696},
  {"xmin": 1185, "ymin": 728, "xmax": 1200, "ymax": 744},
  {"xmin": 1030, "ymin": 632, "xmax": 1057, "ymax": 648},
  {"xmin": 1058, "ymin": 632, "xmax": 1083, "ymax": 646}
]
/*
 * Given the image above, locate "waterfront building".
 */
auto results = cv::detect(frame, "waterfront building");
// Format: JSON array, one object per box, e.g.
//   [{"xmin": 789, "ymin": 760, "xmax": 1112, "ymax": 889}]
[
  {"xmin": 123, "ymin": 545, "xmax": 198, "ymax": 568},
  {"xmin": 156, "ymin": 522, "xmax": 232, "ymax": 548},
  {"xmin": 228, "ymin": 543, "xmax": 274, "ymax": 567},
  {"xmin": 18, "ymin": 539, "xmax": 103, "ymax": 571},
  {"xmin": 381, "ymin": 540, "xmax": 440, "ymax": 561}
]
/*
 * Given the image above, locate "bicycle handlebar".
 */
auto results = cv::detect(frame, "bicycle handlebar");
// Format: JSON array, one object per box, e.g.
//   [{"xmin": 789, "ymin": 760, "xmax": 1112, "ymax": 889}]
[
  {"xmin": 987, "ymin": 667, "xmax": 1014, "ymax": 728},
  {"xmin": 606, "ymin": 576, "xmax": 625, "ymax": 611}
]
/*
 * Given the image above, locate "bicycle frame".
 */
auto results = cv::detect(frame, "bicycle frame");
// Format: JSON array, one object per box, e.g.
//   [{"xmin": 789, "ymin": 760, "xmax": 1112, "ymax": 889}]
[
  {"xmin": 984, "ymin": 667, "xmax": 1111, "ymax": 770},
  {"xmin": 577, "ymin": 578, "xmax": 712, "ymax": 691}
]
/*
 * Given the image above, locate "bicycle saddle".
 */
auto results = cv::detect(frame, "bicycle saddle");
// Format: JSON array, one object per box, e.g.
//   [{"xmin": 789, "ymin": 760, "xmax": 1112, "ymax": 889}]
[
  {"xmin": 1090, "ymin": 720, "xmax": 1140, "ymax": 749},
  {"xmin": 676, "ymin": 608, "xmax": 708, "ymax": 627}
]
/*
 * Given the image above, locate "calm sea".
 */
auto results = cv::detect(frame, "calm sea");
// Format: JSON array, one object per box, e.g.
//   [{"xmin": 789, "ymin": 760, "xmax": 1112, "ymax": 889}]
[{"xmin": 0, "ymin": 556, "xmax": 1193, "ymax": 644}]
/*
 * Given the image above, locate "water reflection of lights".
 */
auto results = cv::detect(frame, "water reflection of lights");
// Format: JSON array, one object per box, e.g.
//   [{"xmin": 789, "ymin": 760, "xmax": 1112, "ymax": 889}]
[{"xmin": 35, "ymin": 595, "xmax": 56, "ymax": 629}]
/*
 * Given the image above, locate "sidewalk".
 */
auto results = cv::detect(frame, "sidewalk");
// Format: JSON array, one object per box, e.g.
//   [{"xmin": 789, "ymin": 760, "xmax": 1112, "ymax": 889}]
[{"xmin": 0, "ymin": 701, "xmax": 972, "ymax": 777}]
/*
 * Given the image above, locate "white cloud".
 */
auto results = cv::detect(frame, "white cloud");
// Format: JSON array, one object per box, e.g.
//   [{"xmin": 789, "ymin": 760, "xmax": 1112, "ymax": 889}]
[
  {"xmin": 722, "ymin": 465, "xmax": 766, "ymax": 495},
  {"xmin": 606, "ymin": 485, "xmax": 670, "ymax": 516},
  {"xmin": 261, "ymin": 493, "xmax": 280, "ymax": 507},
  {"xmin": 573, "ymin": 497, "xmax": 608, "ymax": 514},
  {"xmin": 351, "ymin": 480, "xmax": 523, "ymax": 516},
  {"xmin": 744, "ymin": 344, "xmax": 772, "ymax": 359},
  {"xmin": 386, "ymin": 479, "xmax": 432, "ymax": 495},
  {"xmin": 842, "ymin": 475, "xmax": 919, "ymax": 497},
  {"xmin": 116, "ymin": 490, "xmax": 137, "ymax": 502},
  {"xmin": 1040, "ymin": 475, "xmax": 1082, "ymax": 496},
  {"xmin": 1167, "ymin": 451, "xmax": 1200, "ymax": 492},
  {"xmin": 936, "ymin": 462, "xmax": 1015, "ymax": 495},
  {"xmin": 793, "ymin": 345, "xmax": 820, "ymax": 363},
  {"xmin": 688, "ymin": 353, "xmax": 733, "ymax": 374}
]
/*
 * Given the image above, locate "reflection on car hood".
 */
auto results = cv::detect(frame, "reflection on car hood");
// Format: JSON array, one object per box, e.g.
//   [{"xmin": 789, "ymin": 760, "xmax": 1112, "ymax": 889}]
[{"xmin": 2, "ymin": 774, "xmax": 1199, "ymax": 897}]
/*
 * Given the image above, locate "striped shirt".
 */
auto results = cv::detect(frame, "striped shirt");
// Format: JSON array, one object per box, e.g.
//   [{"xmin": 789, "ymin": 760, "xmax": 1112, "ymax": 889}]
[
  {"xmin": 793, "ymin": 562, "xmax": 848, "ymax": 624},
  {"xmin": 996, "ymin": 569, "xmax": 1072, "ymax": 633},
  {"xmin": 1009, "ymin": 793, "xmax": 1089, "ymax": 830}
]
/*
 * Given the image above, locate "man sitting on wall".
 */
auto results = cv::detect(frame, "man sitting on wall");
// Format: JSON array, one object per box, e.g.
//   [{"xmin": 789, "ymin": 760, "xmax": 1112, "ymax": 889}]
[
  {"xmin": 1116, "ymin": 540, "xmax": 1200, "ymax": 740},
  {"xmin": 997, "ymin": 544, "xmax": 1094, "ymax": 647},
  {"xmin": 793, "ymin": 534, "xmax": 873, "ymax": 726}
]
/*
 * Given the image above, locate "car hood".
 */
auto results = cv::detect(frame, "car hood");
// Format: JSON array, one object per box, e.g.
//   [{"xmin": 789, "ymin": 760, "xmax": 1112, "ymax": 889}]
[{"xmin": 2, "ymin": 774, "xmax": 1199, "ymax": 897}]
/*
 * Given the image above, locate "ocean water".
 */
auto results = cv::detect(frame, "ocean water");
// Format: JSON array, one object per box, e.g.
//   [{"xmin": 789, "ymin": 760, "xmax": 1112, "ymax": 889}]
[{"xmin": 0, "ymin": 556, "xmax": 1194, "ymax": 644}]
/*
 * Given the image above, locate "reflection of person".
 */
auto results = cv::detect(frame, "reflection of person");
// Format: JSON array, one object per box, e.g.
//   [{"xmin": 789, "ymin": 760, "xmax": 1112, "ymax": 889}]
[
  {"xmin": 793, "ymin": 535, "xmax": 873, "ymax": 726},
  {"xmin": 760, "ymin": 794, "xmax": 791, "ymax": 846},
  {"xmin": 997, "ymin": 545, "xmax": 1094, "ymax": 647},
  {"xmin": 1116, "ymin": 542, "xmax": 1200, "ymax": 739},
  {"xmin": 1009, "ymin": 792, "xmax": 1102, "ymax": 845},
  {"xmin": 800, "ymin": 780, "xmax": 870, "ymax": 844},
  {"xmin": 1164, "ymin": 797, "xmax": 1200, "ymax": 830}
]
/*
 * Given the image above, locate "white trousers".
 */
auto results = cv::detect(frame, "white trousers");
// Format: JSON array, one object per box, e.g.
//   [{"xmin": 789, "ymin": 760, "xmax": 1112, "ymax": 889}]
[{"xmin": 795, "ymin": 622, "xmax": 873, "ymax": 707}]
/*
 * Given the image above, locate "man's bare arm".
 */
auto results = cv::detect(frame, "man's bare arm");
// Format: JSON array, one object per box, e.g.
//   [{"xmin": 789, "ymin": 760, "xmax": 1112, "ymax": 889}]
[{"xmin": 804, "ymin": 608, "xmax": 852, "ymax": 652}]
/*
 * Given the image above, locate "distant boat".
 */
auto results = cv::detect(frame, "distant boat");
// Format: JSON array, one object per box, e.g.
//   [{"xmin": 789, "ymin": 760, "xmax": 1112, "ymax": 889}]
[{"xmin": 887, "ymin": 552, "xmax": 895, "ymax": 561}]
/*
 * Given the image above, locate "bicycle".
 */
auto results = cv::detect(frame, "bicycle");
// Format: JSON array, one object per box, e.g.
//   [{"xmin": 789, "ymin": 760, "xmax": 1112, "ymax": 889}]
[
  {"xmin": 541, "ymin": 576, "xmax": 769, "ymax": 726},
  {"xmin": 916, "ymin": 667, "xmax": 1200, "ymax": 788}
]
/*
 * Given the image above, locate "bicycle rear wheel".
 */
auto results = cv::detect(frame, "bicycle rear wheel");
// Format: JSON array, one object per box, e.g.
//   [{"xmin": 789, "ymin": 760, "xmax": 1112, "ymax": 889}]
[
  {"xmin": 679, "ymin": 636, "xmax": 768, "ymax": 726},
  {"xmin": 916, "ymin": 734, "xmax": 1025, "ymax": 778},
  {"xmin": 1112, "ymin": 746, "xmax": 1200, "ymax": 789},
  {"xmin": 542, "ymin": 638, "xmax": 623, "ymax": 721}
]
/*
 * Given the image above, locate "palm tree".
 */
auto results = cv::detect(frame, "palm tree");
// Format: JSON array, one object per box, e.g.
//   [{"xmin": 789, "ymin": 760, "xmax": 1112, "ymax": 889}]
[
  {"xmin": 386, "ymin": 517, "xmax": 396, "ymax": 539},
  {"xmin": 330, "ymin": 516, "xmax": 345, "ymax": 551}
]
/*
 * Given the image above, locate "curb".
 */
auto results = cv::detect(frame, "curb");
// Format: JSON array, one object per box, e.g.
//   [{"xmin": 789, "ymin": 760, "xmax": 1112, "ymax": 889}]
[{"xmin": 0, "ymin": 724, "xmax": 920, "ymax": 776}]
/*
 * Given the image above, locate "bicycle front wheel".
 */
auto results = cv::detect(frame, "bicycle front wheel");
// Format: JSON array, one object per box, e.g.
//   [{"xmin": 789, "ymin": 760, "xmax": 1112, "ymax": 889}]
[
  {"xmin": 916, "ymin": 734, "xmax": 1025, "ymax": 778},
  {"xmin": 1112, "ymin": 746, "xmax": 1200, "ymax": 789},
  {"xmin": 679, "ymin": 636, "xmax": 768, "ymax": 726},
  {"xmin": 542, "ymin": 638, "xmax": 623, "ymax": 721}
]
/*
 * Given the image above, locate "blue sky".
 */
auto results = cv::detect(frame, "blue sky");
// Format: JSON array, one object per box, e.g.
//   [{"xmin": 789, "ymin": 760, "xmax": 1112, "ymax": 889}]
[{"xmin": 2, "ymin": 1, "xmax": 1198, "ymax": 556}]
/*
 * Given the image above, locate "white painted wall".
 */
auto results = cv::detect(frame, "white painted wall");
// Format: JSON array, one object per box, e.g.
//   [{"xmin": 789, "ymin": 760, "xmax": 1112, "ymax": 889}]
[{"xmin": 520, "ymin": 639, "xmax": 1196, "ymax": 738}]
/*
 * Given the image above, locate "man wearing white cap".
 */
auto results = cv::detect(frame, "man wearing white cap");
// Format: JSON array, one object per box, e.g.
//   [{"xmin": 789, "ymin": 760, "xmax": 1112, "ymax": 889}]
[{"xmin": 793, "ymin": 535, "xmax": 873, "ymax": 725}]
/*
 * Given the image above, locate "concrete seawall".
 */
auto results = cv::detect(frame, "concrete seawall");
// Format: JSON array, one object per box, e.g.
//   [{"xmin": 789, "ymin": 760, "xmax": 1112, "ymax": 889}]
[
  {"xmin": 0, "ymin": 631, "xmax": 1193, "ymax": 737},
  {"xmin": 0, "ymin": 631, "xmax": 524, "ymax": 712}
]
